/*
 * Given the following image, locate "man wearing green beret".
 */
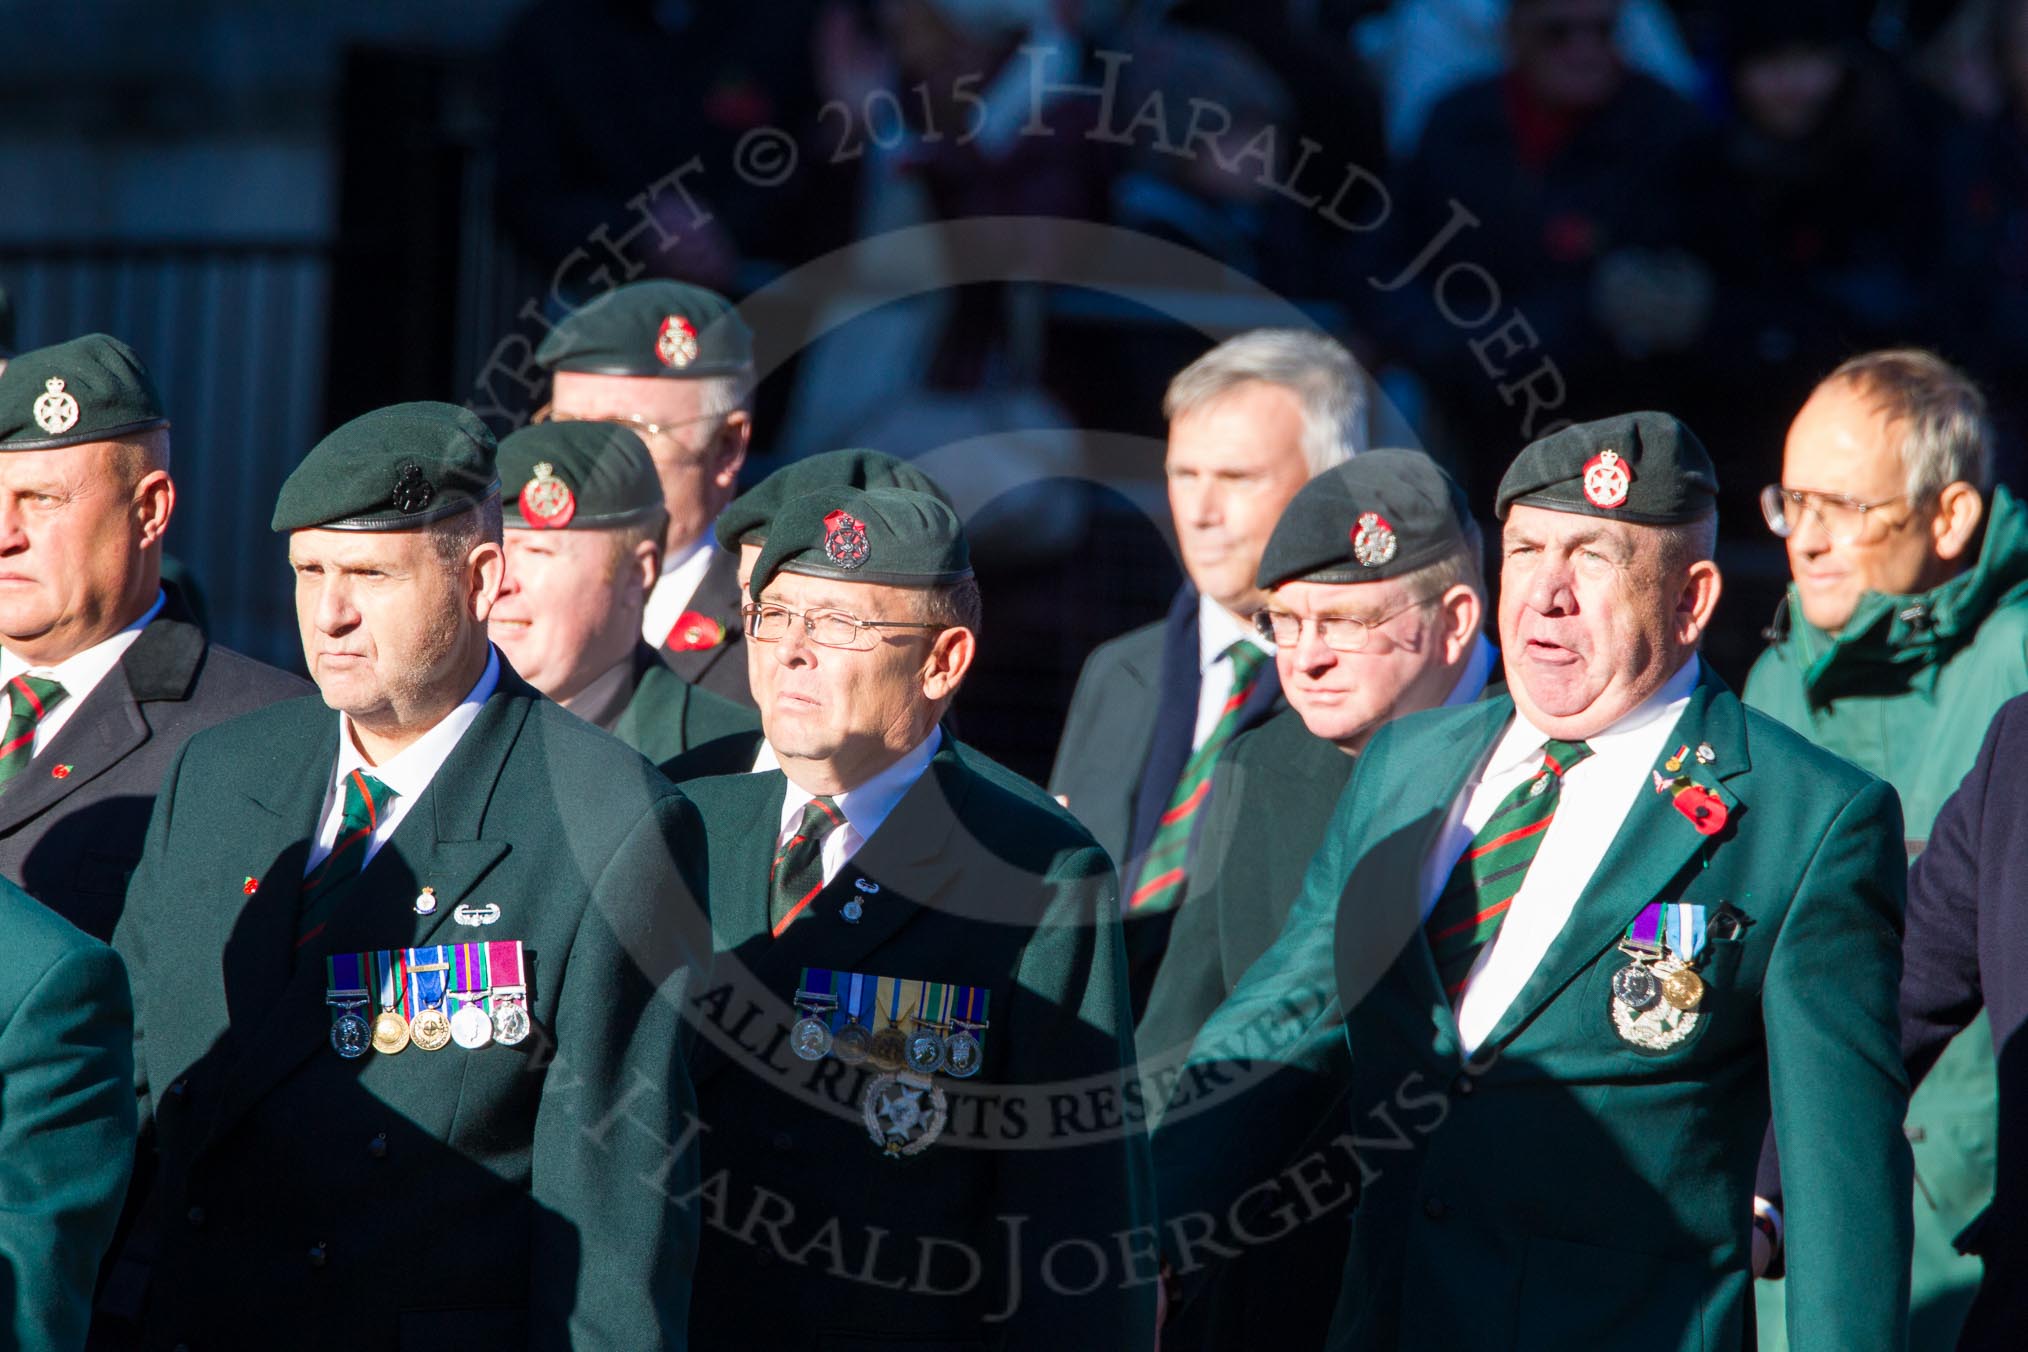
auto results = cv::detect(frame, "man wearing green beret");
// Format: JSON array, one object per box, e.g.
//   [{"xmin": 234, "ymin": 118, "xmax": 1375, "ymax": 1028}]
[
  {"xmin": 536, "ymin": 279, "xmax": 755, "ymax": 707},
  {"xmin": 0, "ymin": 334, "xmax": 305, "ymax": 941},
  {"xmin": 677, "ymin": 484, "xmax": 1155, "ymax": 1348},
  {"xmin": 491, "ymin": 420, "xmax": 756, "ymax": 764},
  {"xmin": 1153, "ymin": 412, "xmax": 1913, "ymax": 1349},
  {"xmin": 1138, "ymin": 449, "xmax": 1495, "ymax": 1350},
  {"xmin": 106, "ymin": 402, "xmax": 708, "ymax": 1348}
]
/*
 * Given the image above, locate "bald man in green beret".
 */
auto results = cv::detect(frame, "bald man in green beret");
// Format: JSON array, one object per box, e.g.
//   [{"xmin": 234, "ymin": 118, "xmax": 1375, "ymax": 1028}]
[
  {"xmin": 677, "ymin": 484, "xmax": 1155, "ymax": 1349},
  {"xmin": 537, "ymin": 280, "xmax": 755, "ymax": 705},
  {"xmin": 490, "ymin": 420, "xmax": 756, "ymax": 763},
  {"xmin": 107, "ymin": 402, "xmax": 709, "ymax": 1348},
  {"xmin": 1152, "ymin": 412, "xmax": 1913, "ymax": 1350}
]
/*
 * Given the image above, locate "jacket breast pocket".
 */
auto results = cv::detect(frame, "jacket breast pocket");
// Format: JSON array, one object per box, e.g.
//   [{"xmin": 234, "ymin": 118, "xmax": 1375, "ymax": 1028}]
[{"xmin": 1593, "ymin": 932, "xmax": 1750, "ymax": 1062}]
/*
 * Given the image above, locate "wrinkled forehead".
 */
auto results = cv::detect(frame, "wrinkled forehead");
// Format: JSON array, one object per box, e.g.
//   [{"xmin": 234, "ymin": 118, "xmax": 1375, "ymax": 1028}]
[
  {"xmin": 287, "ymin": 526, "xmax": 433, "ymax": 570},
  {"xmin": 1500, "ymin": 503, "xmax": 1650, "ymax": 558},
  {"xmin": 549, "ymin": 370, "xmax": 708, "ymax": 422},
  {"xmin": 1270, "ymin": 574, "xmax": 1422, "ymax": 617}
]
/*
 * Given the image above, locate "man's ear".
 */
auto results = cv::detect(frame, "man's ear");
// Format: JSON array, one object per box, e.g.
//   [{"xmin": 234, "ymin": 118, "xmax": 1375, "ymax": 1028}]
[
  {"xmin": 468, "ymin": 539, "xmax": 506, "ymax": 623},
  {"xmin": 134, "ymin": 470, "xmax": 175, "ymax": 548},
  {"xmin": 1676, "ymin": 558, "xmax": 1723, "ymax": 648},
  {"xmin": 921, "ymin": 626, "xmax": 976, "ymax": 702},
  {"xmin": 712, "ymin": 411, "xmax": 752, "ymax": 491},
  {"xmin": 1932, "ymin": 482, "xmax": 1984, "ymax": 563}
]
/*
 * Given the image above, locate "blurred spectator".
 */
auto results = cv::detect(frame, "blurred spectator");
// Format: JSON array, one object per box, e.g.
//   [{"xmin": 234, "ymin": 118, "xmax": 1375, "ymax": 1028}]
[{"xmin": 1376, "ymin": 0, "xmax": 1715, "ymax": 502}]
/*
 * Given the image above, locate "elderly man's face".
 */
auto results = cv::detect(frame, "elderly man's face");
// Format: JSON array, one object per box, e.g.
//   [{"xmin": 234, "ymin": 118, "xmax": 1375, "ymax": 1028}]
[
  {"xmin": 1269, "ymin": 575, "xmax": 1478, "ymax": 752},
  {"xmin": 1166, "ymin": 381, "xmax": 1314, "ymax": 619},
  {"xmin": 1780, "ymin": 380, "xmax": 1955, "ymax": 633},
  {"xmin": 549, "ymin": 371, "xmax": 746, "ymax": 557},
  {"xmin": 0, "ymin": 440, "xmax": 170, "ymax": 666},
  {"xmin": 1498, "ymin": 505, "xmax": 1717, "ymax": 739},
  {"xmin": 491, "ymin": 527, "xmax": 651, "ymax": 703},
  {"xmin": 291, "ymin": 527, "xmax": 499, "ymax": 735}
]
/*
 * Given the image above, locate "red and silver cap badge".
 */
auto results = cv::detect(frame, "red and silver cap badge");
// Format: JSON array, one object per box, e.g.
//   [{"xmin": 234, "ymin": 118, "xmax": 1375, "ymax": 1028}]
[
  {"xmin": 1351, "ymin": 511, "xmax": 1398, "ymax": 567},
  {"xmin": 656, "ymin": 314, "xmax": 700, "ymax": 369},
  {"xmin": 823, "ymin": 509, "xmax": 870, "ymax": 569},
  {"xmin": 518, "ymin": 461, "xmax": 576, "ymax": 529},
  {"xmin": 1582, "ymin": 449, "xmax": 1632, "ymax": 510}
]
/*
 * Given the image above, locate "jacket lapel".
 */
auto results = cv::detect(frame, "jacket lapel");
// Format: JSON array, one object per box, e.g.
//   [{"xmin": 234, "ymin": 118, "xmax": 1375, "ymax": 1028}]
[
  {"xmin": 663, "ymin": 548, "xmax": 743, "ymax": 684},
  {"xmin": 1479, "ymin": 674, "xmax": 1750, "ymax": 1053}
]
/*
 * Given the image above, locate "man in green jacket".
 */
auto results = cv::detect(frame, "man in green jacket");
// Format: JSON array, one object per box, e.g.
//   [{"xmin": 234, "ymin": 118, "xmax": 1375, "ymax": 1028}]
[
  {"xmin": 490, "ymin": 419, "xmax": 756, "ymax": 763},
  {"xmin": 1746, "ymin": 349, "xmax": 2020, "ymax": 1348},
  {"xmin": 1153, "ymin": 412, "xmax": 1914, "ymax": 1351}
]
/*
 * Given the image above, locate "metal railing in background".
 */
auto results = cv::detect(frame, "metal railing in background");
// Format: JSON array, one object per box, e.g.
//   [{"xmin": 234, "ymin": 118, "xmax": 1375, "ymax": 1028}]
[{"xmin": 0, "ymin": 242, "xmax": 331, "ymax": 672}]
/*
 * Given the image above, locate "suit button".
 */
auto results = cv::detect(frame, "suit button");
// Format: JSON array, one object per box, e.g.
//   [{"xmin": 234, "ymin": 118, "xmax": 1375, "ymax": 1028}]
[
  {"xmin": 1423, "ymin": 1197, "xmax": 1447, "ymax": 1222},
  {"xmin": 772, "ymin": 1131, "xmax": 793, "ymax": 1153},
  {"xmin": 1452, "ymin": 1075, "xmax": 1475, "ymax": 1097},
  {"xmin": 168, "ymin": 1078, "xmax": 189, "ymax": 1100},
  {"xmin": 368, "ymin": 1132, "xmax": 389, "ymax": 1159},
  {"xmin": 307, "ymin": 1243, "xmax": 327, "ymax": 1268}
]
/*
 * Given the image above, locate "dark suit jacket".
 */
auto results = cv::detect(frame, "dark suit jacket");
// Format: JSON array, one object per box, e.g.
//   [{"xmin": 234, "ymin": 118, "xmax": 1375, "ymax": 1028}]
[
  {"xmin": 0, "ymin": 879, "xmax": 135, "ymax": 1352},
  {"xmin": 1899, "ymin": 691, "xmax": 2028, "ymax": 1349},
  {"xmin": 678, "ymin": 740, "xmax": 1156, "ymax": 1349},
  {"xmin": 0, "ymin": 605, "xmax": 308, "ymax": 941},
  {"xmin": 1048, "ymin": 587, "xmax": 1283, "ymax": 1014},
  {"xmin": 108, "ymin": 667, "xmax": 707, "ymax": 1350},
  {"xmin": 657, "ymin": 546, "xmax": 752, "ymax": 710},
  {"xmin": 608, "ymin": 642, "xmax": 758, "ymax": 766}
]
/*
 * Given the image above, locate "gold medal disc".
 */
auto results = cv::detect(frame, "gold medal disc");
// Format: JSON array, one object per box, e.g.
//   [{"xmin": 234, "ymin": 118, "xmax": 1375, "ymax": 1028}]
[{"xmin": 372, "ymin": 1009, "xmax": 412, "ymax": 1054}]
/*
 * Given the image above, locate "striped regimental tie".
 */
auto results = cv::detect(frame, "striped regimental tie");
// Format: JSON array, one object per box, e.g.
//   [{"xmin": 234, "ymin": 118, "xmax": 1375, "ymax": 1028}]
[
  {"xmin": 297, "ymin": 769, "xmax": 398, "ymax": 948},
  {"xmin": 1424, "ymin": 738, "xmax": 1594, "ymax": 1002},
  {"xmin": 0, "ymin": 675, "xmax": 67, "ymax": 792},
  {"xmin": 771, "ymin": 795, "xmax": 844, "ymax": 936},
  {"xmin": 1128, "ymin": 640, "xmax": 1271, "ymax": 914}
]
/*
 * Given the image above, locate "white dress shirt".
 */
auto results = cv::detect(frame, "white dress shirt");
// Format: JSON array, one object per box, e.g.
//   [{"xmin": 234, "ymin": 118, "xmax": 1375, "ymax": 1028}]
[
  {"xmin": 1425, "ymin": 657, "xmax": 1703, "ymax": 1053},
  {"xmin": 777, "ymin": 726, "xmax": 942, "ymax": 887},
  {"xmin": 1192, "ymin": 594, "xmax": 1276, "ymax": 750},
  {"xmin": 0, "ymin": 591, "xmax": 165, "ymax": 755},
  {"xmin": 641, "ymin": 535, "xmax": 719, "ymax": 647},
  {"xmin": 305, "ymin": 648, "xmax": 500, "ymax": 876}
]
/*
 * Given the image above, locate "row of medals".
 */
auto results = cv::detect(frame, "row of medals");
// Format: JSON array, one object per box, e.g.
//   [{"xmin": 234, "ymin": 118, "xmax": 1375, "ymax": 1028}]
[
  {"xmin": 790, "ymin": 996, "xmax": 985, "ymax": 1079},
  {"xmin": 1612, "ymin": 952, "xmax": 1705, "ymax": 1014},
  {"xmin": 329, "ymin": 973, "xmax": 530, "ymax": 1059}
]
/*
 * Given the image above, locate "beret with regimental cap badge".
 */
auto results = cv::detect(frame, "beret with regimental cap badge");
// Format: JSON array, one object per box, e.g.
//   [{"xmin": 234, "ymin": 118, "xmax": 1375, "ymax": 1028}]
[
  {"xmin": 715, "ymin": 448, "xmax": 954, "ymax": 549},
  {"xmin": 753, "ymin": 485, "xmax": 972, "ymax": 593},
  {"xmin": 500, "ymin": 421, "xmax": 664, "ymax": 530},
  {"xmin": 1257, "ymin": 448, "xmax": 1474, "ymax": 589},
  {"xmin": 534, "ymin": 280, "xmax": 753, "ymax": 379},
  {"xmin": 1496, "ymin": 411, "xmax": 1719, "ymax": 525},
  {"xmin": 272, "ymin": 402, "xmax": 501, "ymax": 532},
  {"xmin": 0, "ymin": 332, "xmax": 170, "ymax": 452}
]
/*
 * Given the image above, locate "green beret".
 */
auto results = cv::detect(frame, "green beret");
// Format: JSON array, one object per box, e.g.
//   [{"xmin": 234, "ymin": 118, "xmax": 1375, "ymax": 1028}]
[
  {"xmin": 753, "ymin": 485, "xmax": 972, "ymax": 593},
  {"xmin": 1257, "ymin": 449, "xmax": 1472, "ymax": 590},
  {"xmin": 1495, "ymin": 412, "xmax": 1718, "ymax": 525},
  {"xmin": 535, "ymin": 281, "xmax": 752, "ymax": 380},
  {"xmin": 715, "ymin": 449, "xmax": 953, "ymax": 549},
  {"xmin": 273, "ymin": 402, "xmax": 500, "ymax": 533},
  {"xmin": 500, "ymin": 421, "xmax": 663, "ymax": 530},
  {"xmin": 0, "ymin": 333, "xmax": 169, "ymax": 451}
]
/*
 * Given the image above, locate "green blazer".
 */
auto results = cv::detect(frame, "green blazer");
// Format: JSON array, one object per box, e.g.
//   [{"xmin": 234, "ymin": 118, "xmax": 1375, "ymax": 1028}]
[
  {"xmin": 678, "ymin": 740, "xmax": 1157, "ymax": 1350},
  {"xmin": 608, "ymin": 642, "xmax": 758, "ymax": 766},
  {"xmin": 1155, "ymin": 673, "xmax": 1914, "ymax": 1352},
  {"xmin": 0, "ymin": 879, "xmax": 134, "ymax": 1352},
  {"xmin": 110, "ymin": 668, "xmax": 708, "ymax": 1351}
]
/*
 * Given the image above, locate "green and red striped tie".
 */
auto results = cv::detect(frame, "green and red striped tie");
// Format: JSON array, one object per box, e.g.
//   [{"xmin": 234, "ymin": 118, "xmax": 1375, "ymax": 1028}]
[
  {"xmin": 771, "ymin": 795, "xmax": 843, "ymax": 936},
  {"xmin": 0, "ymin": 675, "xmax": 67, "ymax": 792},
  {"xmin": 297, "ymin": 770, "xmax": 397, "ymax": 948},
  {"xmin": 1128, "ymin": 641, "xmax": 1270, "ymax": 914},
  {"xmin": 1425, "ymin": 738, "xmax": 1593, "ymax": 1002}
]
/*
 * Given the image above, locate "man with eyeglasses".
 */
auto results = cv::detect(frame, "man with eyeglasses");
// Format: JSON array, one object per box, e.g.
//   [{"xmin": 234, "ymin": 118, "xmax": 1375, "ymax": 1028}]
[
  {"xmin": 676, "ymin": 483, "xmax": 1153, "ymax": 1348},
  {"xmin": 1138, "ymin": 448, "xmax": 1494, "ymax": 1352},
  {"xmin": 1746, "ymin": 349, "xmax": 2025, "ymax": 1347},
  {"xmin": 534, "ymin": 279, "xmax": 756, "ymax": 706}
]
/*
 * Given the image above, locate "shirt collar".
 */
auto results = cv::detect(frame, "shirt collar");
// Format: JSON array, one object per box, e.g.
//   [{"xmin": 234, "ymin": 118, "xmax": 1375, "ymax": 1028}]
[
  {"xmin": 780, "ymin": 725, "xmax": 944, "ymax": 846},
  {"xmin": 1443, "ymin": 635, "xmax": 1499, "ymax": 708},
  {"xmin": 1487, "ymin": 654, "xmax": 1702, "ymax": 779},
  {"xmin": 0, "ymin": 589, "xmax": 166, "ymax": 687},
  {"xmin": 335, "ymin": 647, "xmax": 500, "ymax": 800},
  {"xmin": 1196, "ymin": 592, "xmax": 1271, "ymax": 674},
  {"xmin": 661, "ymin": 532, "xmax": 715, "ymax": 581}
]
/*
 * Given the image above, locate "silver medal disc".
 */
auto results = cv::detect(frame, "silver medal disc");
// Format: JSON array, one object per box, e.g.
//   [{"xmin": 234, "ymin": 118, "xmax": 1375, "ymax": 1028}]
[
  {"xmin": 943, "ymin": 1029, "xmax": 982, "ymax": 1078},
  {"xmin": 792, "ymin": 1015, "xmax": 834, "ymax": 1061},
  {"xmin": 1611, "ymin": 963, "xmax": 1661, "ymax": 1011},
  {"xmin": 330, "ymin": 1011, "xmax": 371, "ymax": 1059},
  {"xmin": 832, "ymin": 1021, "xmax": 873, "ymax": 1064},
  {"xmin": 451, "ymin": 1001, "xmax": 493, "ymax": 1049},
  {"xmin": 905, "ymin": 1029, "xmax": 947, "ymax": 1075},
  {"xmin": 492, "ymin": 997, "xmax": 531, "ymax": 1046}
]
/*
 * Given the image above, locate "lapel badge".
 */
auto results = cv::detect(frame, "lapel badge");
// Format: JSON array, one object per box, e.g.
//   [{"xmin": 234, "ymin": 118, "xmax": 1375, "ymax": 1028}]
[
  {"xmin": 33, "ymin": 377, "xmax": 81, "ymax": 435},
  {"xmin": 51, "ymin": 763, "xmax": 73, "ymax": 779},
  {"xmin": 854, "ymin": 878, "xmax": 880, "ymax": 894},
  {"xmin": 454, "ymin": 902, "xmax": 501, "ymax": 926},
  {"xmin": 242, "ymin": 876, "xmax": 259, "ymax": 896},
  {"xmin": 1671, "ymin": 781, "xmax": 1727, "ymax": 836},
  {"xmin": 1664, "ymin": 744, "xmax": 1688, "ymax": 773},
  {"xmin": 841, "ymin": 898, "xmax": 864, "ymax": 923},
  {"xmin": 1695, "ymin": 743, "xmax": 1716, "ymax": 765},
  {"xmin": 413, "ymin": 886, "xmax": 438, "ymax": 915}
]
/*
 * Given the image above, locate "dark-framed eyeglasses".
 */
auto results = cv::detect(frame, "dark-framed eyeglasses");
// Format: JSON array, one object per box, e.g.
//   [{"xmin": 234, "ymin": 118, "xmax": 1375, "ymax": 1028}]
[
  {"xmin": 743, "ymin": 601, "xmax": 945, "ymax": 651},
  {"xmin": 1759, "ymin": 484, "xmax": 1911, "ymax": 546},
  {"xmin": 1252, "ymin": 594, "xmax": 1440, "ymax": 653}
]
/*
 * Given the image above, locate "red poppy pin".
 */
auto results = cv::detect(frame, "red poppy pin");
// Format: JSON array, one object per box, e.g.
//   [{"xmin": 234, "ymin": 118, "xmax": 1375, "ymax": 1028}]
[
  {"xmin": 1653, "ymin": 771, "xmax": 1727, "ymax": 836},
  {"xmin": 242, "ymin": 876, "xmax": 260, "ymax": 895},
  {"xmin": 667, "ymin": 611, "xmax": 726, "ymax": 652},
  {"xmin": 50, "ymin": 763, "xmax": 72, "ymax": 779}
]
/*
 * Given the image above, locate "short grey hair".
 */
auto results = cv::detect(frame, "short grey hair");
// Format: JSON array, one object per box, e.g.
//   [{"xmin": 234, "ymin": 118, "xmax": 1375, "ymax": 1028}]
[
  {"xmin": 1655, "ymin": 510, "xmax": 1719, "ymax": 580},
  {"xmin": 914, "ymin": 576, "xmax": 983, "ymax": 636},
  {"xmin": 1822, "ymin": 349, "xmax": 1992, "ymax": 501},
  {"xmin": 697, "ymin": 371, "xmax": 755, "ymax": 421},
  {"xmin": 428, "ymin": 494, "xmax": 504, "ymax": 570},
  {"xmin": 1163, "ymin": 329, "xmax": 1366, "ymax": 473},
  {"xmin": 1398, "ymin": 524, "xmax": 1488, "ymax": 607}
]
